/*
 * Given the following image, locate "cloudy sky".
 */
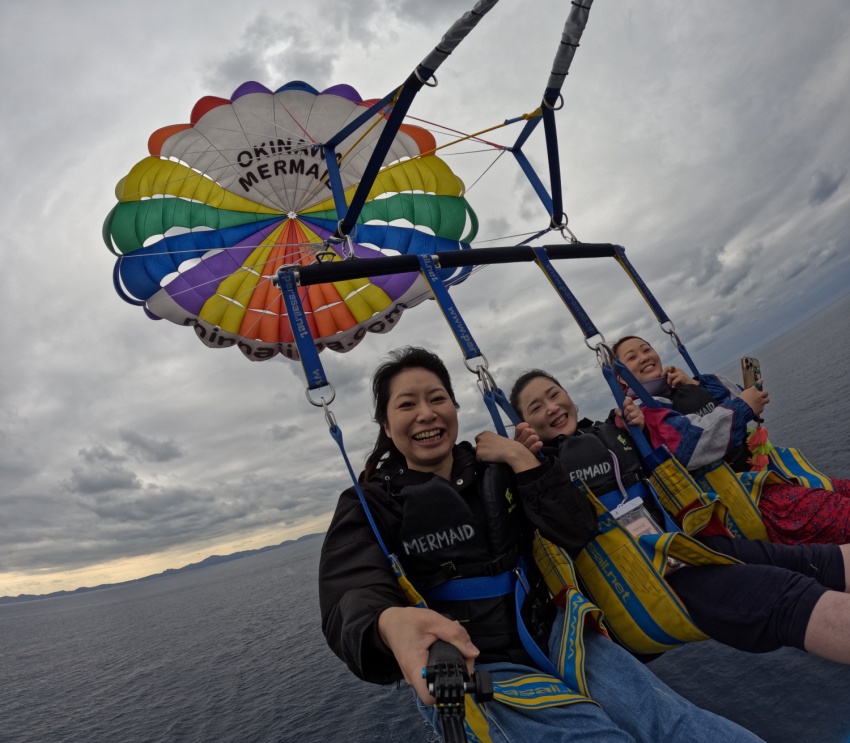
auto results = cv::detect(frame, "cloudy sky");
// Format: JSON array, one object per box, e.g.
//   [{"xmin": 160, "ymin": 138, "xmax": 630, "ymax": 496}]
[{"xmin": 1, "ymin": 0, "xmax": 848, "ymax": 597}]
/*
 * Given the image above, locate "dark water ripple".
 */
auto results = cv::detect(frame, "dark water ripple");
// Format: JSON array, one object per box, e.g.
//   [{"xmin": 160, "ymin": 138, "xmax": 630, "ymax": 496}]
[
  {"xmin": 2, "ymin": 296, "xmax": 849, "ymax": 743},
  {"xmin": 0, "ymin": 540, "xmax": 435, "ymax": 743}
]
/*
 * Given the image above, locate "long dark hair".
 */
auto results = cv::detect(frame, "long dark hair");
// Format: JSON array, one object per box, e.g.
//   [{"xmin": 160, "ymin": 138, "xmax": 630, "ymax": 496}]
[
  {"xmin": 363, "ymin": 347, "xmax": 459, "ymax": 480},
  {"xmin": 509, "ymin": 369, "xmax": 564, "ymax": 419}
]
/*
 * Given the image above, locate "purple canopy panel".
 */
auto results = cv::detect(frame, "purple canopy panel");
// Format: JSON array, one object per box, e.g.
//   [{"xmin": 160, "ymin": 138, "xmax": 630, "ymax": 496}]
[
  {"xmin": 231, "ymin": 81, "xmax": 273, "ymax": 100},
  {"xmin": 164, "ymin": 221, "xmax": 283, "ymax": 314},
  {"xmin": 320, "ymin": 84, "xmax": 362, "ymax": 104}
]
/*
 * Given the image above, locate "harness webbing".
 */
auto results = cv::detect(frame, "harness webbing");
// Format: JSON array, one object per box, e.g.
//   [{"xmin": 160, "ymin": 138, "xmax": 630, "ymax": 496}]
[
  {"xmin": 612, "ymin": 246, "xmax": 701, "ymax": 376},
  {"xmin": 332, "ymin": 0, "xmax": 501, "ymax": 242},
  {"xmin": 510, "ymin": 0, "xmax": 595, "ymax": 228},
  {"xmin": 279, "ymin": 266, "xmax": 430, "ymax": 608},
  {"xmin": 416, "ymin": 255, "xmax": 520, "ymax": 437},
  {"xmin": 532, "ymin": 247, "xmax": 598, "ymax": 339}
]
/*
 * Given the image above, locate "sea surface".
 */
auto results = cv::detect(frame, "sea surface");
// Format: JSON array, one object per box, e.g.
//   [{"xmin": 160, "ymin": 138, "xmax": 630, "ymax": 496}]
[{"xmin": 2, "ymin": 295, "xmax": 849, "ymax": 743}]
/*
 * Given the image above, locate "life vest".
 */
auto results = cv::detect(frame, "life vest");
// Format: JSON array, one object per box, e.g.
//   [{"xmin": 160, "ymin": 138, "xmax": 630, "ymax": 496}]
[
  {"xmin": 374, "ymin": 460, "xmax": 607, "ymax": 741},
  {"xmin": 395, "ymin": 468, "xmax": 525, "ymax": 658},
  {"xmin": 549, "ymin": 427, "xmax": 739, "ymax": 655},
  {"xmin": 552, "ymin": 422, "xmax": 645, "ymax": 495}
]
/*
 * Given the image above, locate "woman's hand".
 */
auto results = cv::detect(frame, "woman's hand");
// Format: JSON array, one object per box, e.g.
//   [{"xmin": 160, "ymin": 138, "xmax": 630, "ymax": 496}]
[
  {"xmin": 740, "ymin": 385, "xmax": 770, "ymax": 416},
  {"xmin": 617, "ymin": 397, "xmax": 645, "ymax": 429},
  {"xmin": 378, "ymin": 606, "xmax": 479, "ymax": 705},
  {"xmin": 513, "ymin": 421, "xmax": 543, "ymax": 454},
  {"xmin": 475, "ymin": 429, "xmax": 541, "ymax": 472},
  {"xmin": 664, "ymin": 366, "xmax": 698, "ymax": 388}
]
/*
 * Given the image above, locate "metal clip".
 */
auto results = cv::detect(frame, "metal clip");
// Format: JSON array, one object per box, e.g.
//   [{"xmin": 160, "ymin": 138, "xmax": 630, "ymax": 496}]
[
  {"xmin": 305, "ymin": 383, "xmax": 336, "ymax": 409},
  {"xmin": 475, "ymin": 365, "xmax": 497, "ymax": 395},
  {"xmin": 660, "ymin": 320, "xmax": 682, "ymax": 348}
]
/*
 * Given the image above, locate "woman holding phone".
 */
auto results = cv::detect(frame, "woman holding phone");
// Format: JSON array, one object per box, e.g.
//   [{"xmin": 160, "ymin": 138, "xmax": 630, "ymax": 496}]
[
  {"xmin": 613, "ymin": 335, "xmax": 850, "ymax": 545},
  {"xmin": 509, "ymin": 368, "xmax": 850, "ymax": 665}
]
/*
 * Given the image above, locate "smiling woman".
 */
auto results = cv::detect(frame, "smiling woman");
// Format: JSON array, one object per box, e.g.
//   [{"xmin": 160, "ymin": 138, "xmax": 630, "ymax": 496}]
[
  {"xmin": 316, "ymin": 346, "xmax": 764, "ymax": 742},
  {"xmin": 508, "ymin": 367, "xmax": 850, "ymax": 668},
  {"xmin": 380, "ymin": 368, "xmax": 460, "ymax": 481},
  {"xmin": 611, "ymin": 335, "xmax": 850, "ymax": 546},
  {"xmin": 509, "ymin": 368, "xmax": 580, "ymax": 440}
]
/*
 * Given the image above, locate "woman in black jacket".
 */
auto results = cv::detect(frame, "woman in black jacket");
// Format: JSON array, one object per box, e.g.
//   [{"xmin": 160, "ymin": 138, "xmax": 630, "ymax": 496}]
[
  {"xmin": 510, "ymin": 369, "xmax": 850, "ymax": 664},
  {"xmin": 319, "ymin": 347, "xmax": 763, "ymax": 742}
]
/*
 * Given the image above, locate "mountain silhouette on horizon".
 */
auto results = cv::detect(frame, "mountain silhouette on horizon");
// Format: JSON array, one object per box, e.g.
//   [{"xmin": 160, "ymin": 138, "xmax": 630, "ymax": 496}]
[{"xmin": 0, "ymin": 533, "xmax": 324, "ymax": 605}]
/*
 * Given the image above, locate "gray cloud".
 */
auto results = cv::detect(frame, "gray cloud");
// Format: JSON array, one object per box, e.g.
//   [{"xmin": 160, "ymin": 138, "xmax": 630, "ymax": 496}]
[
  {"xmin": 711, "ymin": 243, "xmax": 765, "ymax": 299},
  {"xmin": 204, "ymin": 13, "xmax": 338, "ymax": 94},
  {"xmin": 119, "ymin": 430, "xmax": 185, "ymax": 462},
  {"xmin": 64, "ymin": 447, "xmax": 142, "ymax": 494},
  {"xmin": 267, "ymin": 424, "xmax": 300, "ymax": 442},
  {"xmin": 3, "ymin": 0, "xmax": 850, "ymax": 594},
  {"xmin": 808, "ymin": 167, "xmax": 845, "ymax": 206}
]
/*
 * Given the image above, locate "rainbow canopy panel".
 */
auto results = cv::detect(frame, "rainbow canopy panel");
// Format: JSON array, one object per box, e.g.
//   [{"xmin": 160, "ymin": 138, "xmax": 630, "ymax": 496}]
[{"xmin": 104, "ymin": 80, "xmax": 478, "ymax": 361}]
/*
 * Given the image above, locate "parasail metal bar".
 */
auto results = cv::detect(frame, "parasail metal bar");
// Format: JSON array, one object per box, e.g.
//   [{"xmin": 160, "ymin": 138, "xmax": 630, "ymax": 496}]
[{"xmin": 289, "ymin": 243, "xmax": 619, "ymax": 285}]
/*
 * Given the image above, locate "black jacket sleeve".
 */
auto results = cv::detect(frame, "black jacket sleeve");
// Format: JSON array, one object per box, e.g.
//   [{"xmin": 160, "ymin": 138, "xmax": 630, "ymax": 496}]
[
  {"xmin": 516, "ymin": 458, "xmax": 597, "ymax": 551},
  {"xmin": 318, "ymin": 485, "xmax": 408, "ymax": 685}
]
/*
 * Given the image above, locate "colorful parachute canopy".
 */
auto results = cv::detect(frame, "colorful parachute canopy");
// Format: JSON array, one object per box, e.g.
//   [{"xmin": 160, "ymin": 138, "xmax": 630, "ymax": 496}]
[{"xmin": 104, "ymin": 81, "xmax": 478, "ymax": 361}]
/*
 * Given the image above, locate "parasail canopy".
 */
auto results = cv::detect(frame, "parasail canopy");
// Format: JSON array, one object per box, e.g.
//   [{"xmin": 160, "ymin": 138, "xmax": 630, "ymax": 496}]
[{"xmin": 104, "ymin": 81, "xmax": 478, "ymax": 361}]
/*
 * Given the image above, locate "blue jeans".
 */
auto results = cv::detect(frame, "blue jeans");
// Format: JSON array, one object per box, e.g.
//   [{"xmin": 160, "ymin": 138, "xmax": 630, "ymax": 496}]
[{"xmin": 416, "ymin": 609, "xmax": 764, "ymax": 742}]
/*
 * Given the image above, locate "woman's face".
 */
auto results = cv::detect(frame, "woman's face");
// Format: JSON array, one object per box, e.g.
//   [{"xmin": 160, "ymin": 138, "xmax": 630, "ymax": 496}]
[
  {"xmin": 616, "ymin": 338, "xmax": 663, "ymax": 382},
  {"xmin": 516, "ymin": 376, "xmax": 579, "ymax": 441},
  {"xmin": 383, "ymin": 367, "xmax": 458, "ymax": 479}
]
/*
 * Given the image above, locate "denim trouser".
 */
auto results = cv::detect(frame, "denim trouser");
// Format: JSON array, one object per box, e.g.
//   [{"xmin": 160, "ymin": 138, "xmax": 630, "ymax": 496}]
[{"xmin": 416, "ymin": 609, "xmax": 764, "ymax": 742}]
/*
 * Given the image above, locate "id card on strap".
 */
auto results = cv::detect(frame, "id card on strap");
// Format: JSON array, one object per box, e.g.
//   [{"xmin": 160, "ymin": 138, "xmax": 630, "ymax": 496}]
[
  {"xmin": 610, "ymin": 498, "xmax": 684, "ymax": 574},
  {"xmin": 610, "ymin": 498, "xmax": 663, "ymax": 538}
]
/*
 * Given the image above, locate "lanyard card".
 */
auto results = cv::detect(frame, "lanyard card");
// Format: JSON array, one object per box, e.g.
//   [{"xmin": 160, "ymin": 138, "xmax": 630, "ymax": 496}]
[
  {"xmin": 609, "ymin": 498, "xmax": 684, "ymax": 574},
  {"xmin": 610, "ymin": 497, "xmax": 663, "ymax": 538}
]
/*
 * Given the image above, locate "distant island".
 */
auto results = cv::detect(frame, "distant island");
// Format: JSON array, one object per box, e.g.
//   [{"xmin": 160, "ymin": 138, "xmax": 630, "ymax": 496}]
[{"xmin": 0, "ymin": 532, "xmax": 324, "ymax": 606}]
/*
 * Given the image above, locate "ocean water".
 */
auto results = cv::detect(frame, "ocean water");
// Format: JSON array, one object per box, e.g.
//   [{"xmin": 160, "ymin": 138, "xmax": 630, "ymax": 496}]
[
  {"xmin": 1, "ymin": 295, "xmax": 848, "ymax": 743},
  {"xmin": 0, "ymin": 535, "xmax": 434, "ymax": 743}
]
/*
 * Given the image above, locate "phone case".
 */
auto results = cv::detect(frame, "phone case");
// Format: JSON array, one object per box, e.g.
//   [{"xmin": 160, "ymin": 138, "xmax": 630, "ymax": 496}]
[{"xmin": 741, "ymin": 356, "xmax": 761, "ymax": 388}]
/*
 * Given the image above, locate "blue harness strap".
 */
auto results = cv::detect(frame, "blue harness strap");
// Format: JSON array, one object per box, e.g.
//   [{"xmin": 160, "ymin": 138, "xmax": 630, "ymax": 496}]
[
  {"xmin": 420, "ymin": 563, "xmax": 561, "ymax": 679},
  {"xmin": 612, "ymin": 246, "xmax": 701, "ymax": 377},
  {"xmin": 278, "ymin": 267, "xmax": 329, "ymax": 391},
  {"xmin": 416, "ymin": 254, "xmax": 521, "ymax": 437},
  {"xmin": 278, "ymin": 267, "xmax": 424, "ymax": 600},
  {"xmin": 421, "ymin": 571, "xmax": 516, "ymax": 602},
  {"xmin": 417, "ymin": 254, "xmax": 480, "ymax": 362},
  {"xmin": 531, "ymin": 247, "xmax": 599, "ymax": 338},
  {"xmin": 597, "ymin": 480, "xmax": 649, "ymax": 513},
  {"xmin": 513, "ymin": 566, "xmax": 561, "ymax": 679}
]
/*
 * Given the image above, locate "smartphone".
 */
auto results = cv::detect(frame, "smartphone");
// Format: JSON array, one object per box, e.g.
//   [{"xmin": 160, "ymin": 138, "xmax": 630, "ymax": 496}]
[{"xmin": 741, "ymin": 356, "xmax": 762, "ymax": 389}]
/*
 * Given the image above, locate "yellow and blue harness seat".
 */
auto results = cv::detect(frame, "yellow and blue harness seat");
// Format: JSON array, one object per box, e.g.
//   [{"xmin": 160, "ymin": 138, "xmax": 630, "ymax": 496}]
[
  {"xmin": 547, "ymin": 479, "xmax": 739, "ymax": 656},
  {"xmin": 691, "ymin": 444, "xmax": 835, "ymax": 541},
  {"xmin": 643, "ymin": 444, "xmax": 738, "ymax": 537},
  {"xmin": 765, "ymin": 445, "xmax": 834, "ymax": 489},
  {"xmin": 609, "ymin": 357, "xmax": 835, "ymax": 542}
]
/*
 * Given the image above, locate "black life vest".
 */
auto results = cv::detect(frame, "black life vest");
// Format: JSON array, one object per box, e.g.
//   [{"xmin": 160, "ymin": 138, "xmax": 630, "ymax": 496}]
[
  {"xmin": 668, "ymin": 384, "xmax": 717, "ymax": 418},
  {"xmin": 393, "ymin": 461, "xmax": 524, "ymax": 582},
  {"xmin": 390, "ymin": 461, "xmax": 538, "ymax": 663},
  {"xmin": 553, "ymin": 422, "xmax": 644, "ymax": 495}
]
